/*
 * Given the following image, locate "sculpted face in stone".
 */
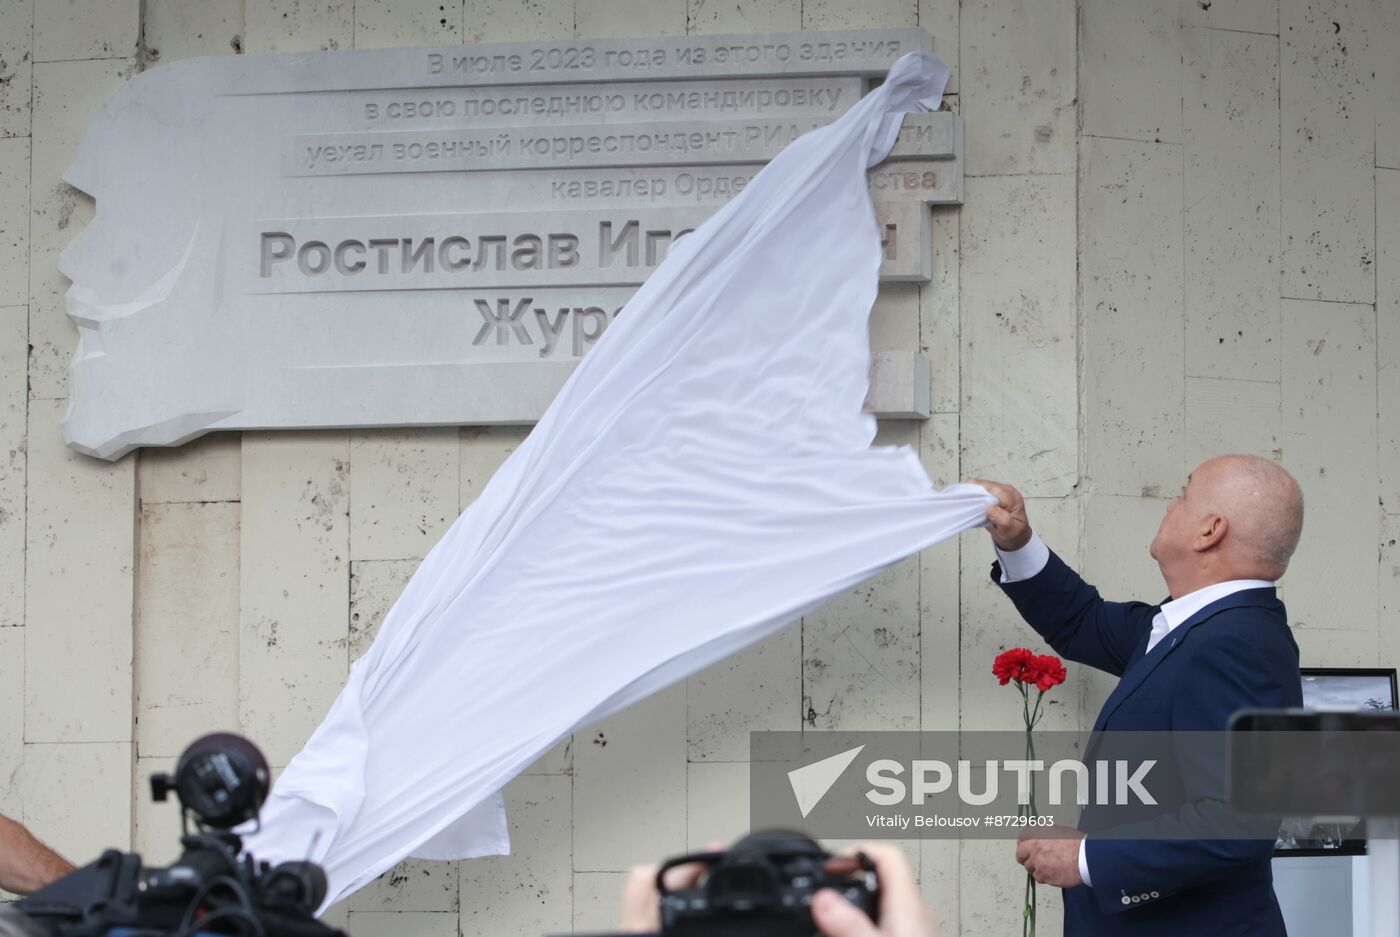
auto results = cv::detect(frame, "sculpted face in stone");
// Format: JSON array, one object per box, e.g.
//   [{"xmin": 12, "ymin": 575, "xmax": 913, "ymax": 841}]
[{"xmin": 1150, "ymin": 455, "xmax": 1304, "ymax": 590}]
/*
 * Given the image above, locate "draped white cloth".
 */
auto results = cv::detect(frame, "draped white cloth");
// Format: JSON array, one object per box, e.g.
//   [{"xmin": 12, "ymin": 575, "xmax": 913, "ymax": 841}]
[{"xmin": 242, "ymin": 50, "xmax": 996, "ymax": 910}]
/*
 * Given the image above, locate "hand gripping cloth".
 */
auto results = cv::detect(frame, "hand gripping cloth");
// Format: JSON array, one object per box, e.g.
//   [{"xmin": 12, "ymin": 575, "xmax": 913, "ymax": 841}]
[{"xmin": 241, "ymin": 50, "xmax": 996, "ymax": 909}]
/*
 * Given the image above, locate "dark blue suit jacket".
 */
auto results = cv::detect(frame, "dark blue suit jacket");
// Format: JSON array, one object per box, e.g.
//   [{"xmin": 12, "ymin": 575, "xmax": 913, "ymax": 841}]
[{"xmin": 993, "ymin": 548, "xmax": 1302, "ymax": 937}]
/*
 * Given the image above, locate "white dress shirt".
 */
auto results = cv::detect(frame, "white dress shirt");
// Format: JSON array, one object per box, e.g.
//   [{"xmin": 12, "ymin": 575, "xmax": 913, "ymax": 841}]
[{"xmin": 993, "ymin": 532, "xmax": 1275, "ymax": 888}]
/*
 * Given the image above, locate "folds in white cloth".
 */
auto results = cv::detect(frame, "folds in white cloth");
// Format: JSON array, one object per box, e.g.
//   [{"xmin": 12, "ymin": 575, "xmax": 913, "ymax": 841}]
[{"xmin": 240, "ymin": 50, "xmax": 996, "ymax": 910}]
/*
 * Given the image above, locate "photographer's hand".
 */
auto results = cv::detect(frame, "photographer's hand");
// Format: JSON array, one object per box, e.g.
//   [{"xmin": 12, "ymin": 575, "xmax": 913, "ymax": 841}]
[
  {"xmin": 618, "ymin": 841, "xmax": 723, "ymax": 933},
  {"xmin": 814, "ymin": 844, "xmax": 937, "ymax": 937}
]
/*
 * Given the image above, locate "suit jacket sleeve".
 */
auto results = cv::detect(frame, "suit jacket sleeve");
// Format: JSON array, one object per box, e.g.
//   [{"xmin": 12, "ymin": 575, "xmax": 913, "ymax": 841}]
[
  {"xmin": 1081, "ymin": 628, "xmax": 1297, "ymax": 915},
  {"xmin": 992, "ymin": 548, "xmax": 1158, "ymax": 677}
]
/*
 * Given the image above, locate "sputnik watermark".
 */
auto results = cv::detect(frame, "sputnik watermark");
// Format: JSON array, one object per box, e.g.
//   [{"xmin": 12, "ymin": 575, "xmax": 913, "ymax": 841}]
[
  {"xmin": 789, "ymin": 750, "xmax": 1158, "ymax": 818},
  {"xmin": 864, "ymin": 814, "xmax": 1052, "ymax": 830},
  {"xmin": 865, "ymin": 758, "xmax": 1157, "ymax": 807},
  {"xmin": 787, "ymin": 745, "xmax": 865, "ymax": 818},
  {"xmin": 750, "ymin": 730, "xmax": 1312, "ymax": 840}
]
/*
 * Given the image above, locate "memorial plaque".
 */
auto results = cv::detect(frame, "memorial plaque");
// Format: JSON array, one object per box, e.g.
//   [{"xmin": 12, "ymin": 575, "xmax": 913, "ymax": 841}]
[{"xmin": 60, "ymin": 30, "xmax": 962, "ymax": 460}]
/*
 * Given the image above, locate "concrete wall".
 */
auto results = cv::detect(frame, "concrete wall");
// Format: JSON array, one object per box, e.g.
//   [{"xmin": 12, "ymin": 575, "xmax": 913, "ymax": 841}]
[{"xmin": 0, "ymin": 0, "xmax": 1396, "ymax": 934}]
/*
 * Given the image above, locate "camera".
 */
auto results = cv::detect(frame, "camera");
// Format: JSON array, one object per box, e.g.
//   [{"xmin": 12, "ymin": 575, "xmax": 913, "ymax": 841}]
[
  {"xmin": 573, "ymin": 829, "xmax": 880, "ymax": 937},
  {"xmin": 14, "ymin": 733, "xmax": 343, "ymax": 937}
]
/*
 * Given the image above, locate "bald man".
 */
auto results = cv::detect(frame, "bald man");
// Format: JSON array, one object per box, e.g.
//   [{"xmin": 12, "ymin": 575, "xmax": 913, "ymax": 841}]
[{"xmin": 975, "ymin": 455, "xmax": 1304, "ymax": 937}]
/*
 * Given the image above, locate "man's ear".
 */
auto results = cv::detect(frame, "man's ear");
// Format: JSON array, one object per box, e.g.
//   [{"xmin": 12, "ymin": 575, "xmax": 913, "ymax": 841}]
[{"xmin": 1194, "ymin": 514, "xmax": 1228, "ymax": 552}]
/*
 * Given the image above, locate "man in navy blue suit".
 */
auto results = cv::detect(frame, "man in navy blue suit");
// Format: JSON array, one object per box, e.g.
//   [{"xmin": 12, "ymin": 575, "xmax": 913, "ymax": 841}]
[{"xmin": 974, "ymin": 455, "xmax": 1305, "ymax": 936}]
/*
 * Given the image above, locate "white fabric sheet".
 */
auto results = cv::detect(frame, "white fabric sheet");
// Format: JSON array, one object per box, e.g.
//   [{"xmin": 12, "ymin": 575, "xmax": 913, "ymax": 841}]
[{"xmin": 242, "ymin": 50, "xmax": 996, "ymax": 909}]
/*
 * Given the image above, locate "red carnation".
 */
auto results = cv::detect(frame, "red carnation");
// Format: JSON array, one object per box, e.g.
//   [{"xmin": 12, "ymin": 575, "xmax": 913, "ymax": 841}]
[
  {"xmin": 1026, "ymin": 654, "xmax": 1067, "ymax": 692},
  {"xmin": 992, "ymin": 647, "xmax": 1035, "ymax": 686}
]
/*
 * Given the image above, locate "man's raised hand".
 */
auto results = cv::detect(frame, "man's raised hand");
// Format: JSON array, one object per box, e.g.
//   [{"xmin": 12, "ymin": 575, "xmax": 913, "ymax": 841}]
[{"xmin": 967, "ymin": 478, "xmax": 1032, "ymax": 552}]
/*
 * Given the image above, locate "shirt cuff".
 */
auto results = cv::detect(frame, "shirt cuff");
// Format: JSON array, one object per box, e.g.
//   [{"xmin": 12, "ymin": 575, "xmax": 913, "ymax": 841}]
[
  {"xmin": 1078, "ymin": 837, "xmax": 1092, "ymax": 887},
  {"xmin": 994, "ymin": 531, "xmax": 1050, "ymax": 584}
]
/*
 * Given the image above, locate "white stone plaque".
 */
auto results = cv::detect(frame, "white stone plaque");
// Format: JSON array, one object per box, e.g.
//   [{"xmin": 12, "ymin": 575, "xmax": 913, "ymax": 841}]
[{"xmin": 61, "ymin": 30, "xmax": 961, "ymax": 460}]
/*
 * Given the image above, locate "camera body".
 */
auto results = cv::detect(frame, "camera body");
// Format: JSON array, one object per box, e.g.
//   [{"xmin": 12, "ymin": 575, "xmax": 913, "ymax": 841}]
[
  {"xmin": 14, "ymin": 733, "xmax": 341, "ymax": 937},
  {"xmin": 17, "ymin": 838, "xmax": 333, "ymax": 937},
  {"xmin": 573, "ymin": 830, "xmax": 879, "ymax": 937}
]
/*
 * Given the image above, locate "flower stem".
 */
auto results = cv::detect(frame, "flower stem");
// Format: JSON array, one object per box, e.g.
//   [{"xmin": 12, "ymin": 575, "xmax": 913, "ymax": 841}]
[{"xmin": 1022, "ymin": 683, "xmax": 1041, "ymax": 936}]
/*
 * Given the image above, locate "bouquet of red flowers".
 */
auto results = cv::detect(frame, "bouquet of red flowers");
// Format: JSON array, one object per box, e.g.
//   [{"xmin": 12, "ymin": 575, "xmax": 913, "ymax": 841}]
[{"xmin": 993, "ymin": 648, "xmax": 1067, "ymax": 937}]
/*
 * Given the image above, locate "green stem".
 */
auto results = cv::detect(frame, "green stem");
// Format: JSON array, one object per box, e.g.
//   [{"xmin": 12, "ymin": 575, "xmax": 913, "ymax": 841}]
[
  {"xmin": 1025, "ymin": 685, "xmax": 1043, "ymax": 937},
  {"xmin": 1019, "ymin": 683, "xmax": 1032, "ymax": 820},
  {"xmin": 1023, "ymin": 868, "xmax": 1032, "ymax": 937},
  {"xmin": 1027, "ymin": 690, "xmax": 1042, "ymax": 818}
]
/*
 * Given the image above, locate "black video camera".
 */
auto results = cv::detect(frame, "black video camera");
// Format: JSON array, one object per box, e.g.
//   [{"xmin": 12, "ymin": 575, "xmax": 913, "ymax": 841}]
[
  {"xmin": 573, "ymin": 830, "xmax": 880, "ymax": 937},
  {"xmin": 15, "ymin": 733, "xmax": 343, "ymax": 937}
]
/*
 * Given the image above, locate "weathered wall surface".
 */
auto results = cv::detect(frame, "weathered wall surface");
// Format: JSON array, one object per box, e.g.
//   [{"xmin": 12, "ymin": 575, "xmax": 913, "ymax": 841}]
[{"xmin": 0, "ymin": 1, "xmax": 1396, "ymax": 934}]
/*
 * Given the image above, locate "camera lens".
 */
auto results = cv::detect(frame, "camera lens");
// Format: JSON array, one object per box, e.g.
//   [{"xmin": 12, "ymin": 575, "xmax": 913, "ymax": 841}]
[{"xmin": 173, "ymin": 733, "xmax": 271, "ymax": 830}]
